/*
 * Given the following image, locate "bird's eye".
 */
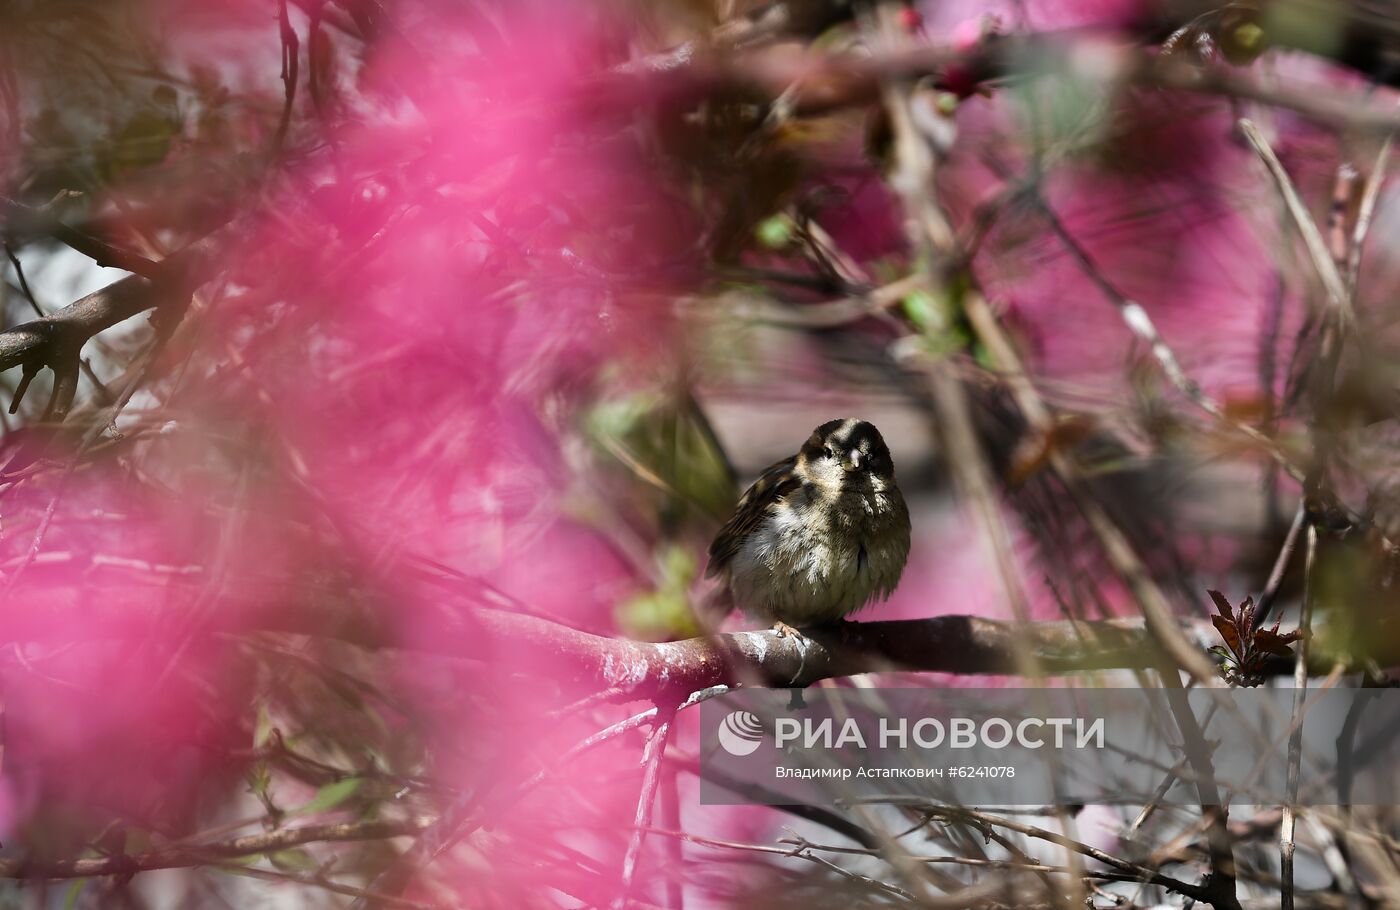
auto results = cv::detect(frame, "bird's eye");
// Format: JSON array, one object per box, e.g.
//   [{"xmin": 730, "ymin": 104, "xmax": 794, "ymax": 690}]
[{"xmin": 822, "ymin": 446, "xmax": 834, "ymax": 459}]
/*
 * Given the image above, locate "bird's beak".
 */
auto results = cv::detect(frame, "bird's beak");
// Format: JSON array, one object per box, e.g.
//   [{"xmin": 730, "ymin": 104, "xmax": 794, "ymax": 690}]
[{"xmin": 846, "ymin": 450, "xmax": 863, "ymax": 471}]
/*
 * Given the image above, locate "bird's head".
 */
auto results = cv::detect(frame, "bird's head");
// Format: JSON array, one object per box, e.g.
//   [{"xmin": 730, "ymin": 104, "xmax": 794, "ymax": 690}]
[{"xmin": 797, "ymin": 418, "xmax": 896, "ymax": 489}]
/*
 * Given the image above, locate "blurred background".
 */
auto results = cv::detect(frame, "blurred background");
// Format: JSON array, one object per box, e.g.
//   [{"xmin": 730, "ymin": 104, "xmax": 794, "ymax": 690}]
[{"xmin": 2, "ymin": 0, "xmax": 1400, "ymax": 906}]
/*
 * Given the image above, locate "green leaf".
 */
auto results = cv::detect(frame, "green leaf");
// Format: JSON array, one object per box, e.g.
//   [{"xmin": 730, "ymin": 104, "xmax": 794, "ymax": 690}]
[
  {"xmin": 971, "ymin": 340, "xmax": 997, "ymax": 372},
  {"xmin": 64, "ymin": 879, "xmax": 87, "ymax": 910},
  {"xmin": 1233, "ymin": 22, "xmax": 1265, "ymax": 51},
  {"xmin": 585, "ymin": 393, "xmax": 657, "ymax": 442},
  {"xmin": 584, "ymin": 390, "xmax": 737, "ymax": 520},
  {"xmin": 616, "ymin": 590, "xmax": 699, "ymax": 641},
  {"xmin": 302, "ymin": 777, "xmax": 363, "ymax": 814},
  {"xmin": 253, "ymin": 704, "xmax": 274, "ymax": 748},
  {"xmin": 245, "ymin": 763, "xmax": 271, "ymax": 798},
  {"xmin": 755, "ymin": 214, "xmax": 795, "ymax": 249},
  {"xmin": 108, "ymin": 109, "xmax": 176, "ymax": 174},
  {"xmin": 269, "ymin": 848, "xmax": 320, "ymax": 872},
  {"xmin": 659, "ymin": 545, "xmax": 697, "ymax": 593},
  {"xmin": 1208, "ymin": 646, "xmax": 1239, "ymax": 683},
  {"xmin": 616, "ymin": 544, "xmax": 702, "ymax": 640},
  {"xmin": 901, "ymin": 288, "xmax": 941, "ymax": 331}
]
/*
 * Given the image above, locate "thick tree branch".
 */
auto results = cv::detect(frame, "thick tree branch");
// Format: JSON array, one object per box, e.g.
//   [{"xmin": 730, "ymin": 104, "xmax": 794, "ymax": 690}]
[
  {"xmin": 0, "ymin": 195, "xmax": 163, "ymax": 278},
  {"xmin": 471, "ymin": 609, "xmax": 1349, "ymax": 699},
  {"xmin": 0, "ymin": 591, "xmax": 1371, "ymax": 694},
  {"xmin": 0, "ymin": 234, "xmax": 216, "ymax": 422},
  {"xmin": 0, "ymin": 274, "xmax": 161, "ymax": 374}
]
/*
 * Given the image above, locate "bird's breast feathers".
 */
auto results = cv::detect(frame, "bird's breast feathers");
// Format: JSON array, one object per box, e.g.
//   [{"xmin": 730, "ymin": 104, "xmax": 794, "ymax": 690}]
[{"xmin": 725, "ymin": 484, "xmax": 910, "ymax": 624}]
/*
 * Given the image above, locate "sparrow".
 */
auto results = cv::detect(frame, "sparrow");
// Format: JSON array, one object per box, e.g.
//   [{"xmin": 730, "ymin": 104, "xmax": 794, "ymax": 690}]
[{"xmin": 705, "ymin": 418, "xmax": 911, "ymax": 630}]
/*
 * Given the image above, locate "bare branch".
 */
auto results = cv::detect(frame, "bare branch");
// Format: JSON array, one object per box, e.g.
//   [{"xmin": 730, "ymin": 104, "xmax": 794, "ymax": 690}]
[
  {"xmin": 273, "ymin": 0, "xmax": 300, "ymax": 154},
  {"xmin": 0, "ymin": 195, "xmax": 163, "ymax": 278},
  {"xmin": 0, "ymin": 233, "xmax": 216, "ymax": 438},
  {"xmin": 614, "ymin": 710, "xmax": 675, "ymax": 910},
  {"xmin": 1281, "ymin": 525, "xmax": 1320, "ymax": 910},
  {"xmin": 0, "ymin": 817, "xmax": 432, "ymax": 880},
  {"xmin": 462, "ymin": 609, "xmax": 1362, "ymax": 700},
  {"xmin": 612, "ymin": 29, "xmax": 1400, "ymax": 134},
  {"xmin": 985, "ymin": 159, "xmax": 1304, "ymax": 485},
  {"xmin": 1240, "ymin": 120, "xmax": 1353, "ymax": 331}
]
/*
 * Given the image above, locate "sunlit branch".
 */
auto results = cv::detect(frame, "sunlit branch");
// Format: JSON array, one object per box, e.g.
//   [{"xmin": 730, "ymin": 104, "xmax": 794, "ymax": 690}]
[{"xmin": 470, "ymin": 609, "xmax": 1350, "ymax": 700}]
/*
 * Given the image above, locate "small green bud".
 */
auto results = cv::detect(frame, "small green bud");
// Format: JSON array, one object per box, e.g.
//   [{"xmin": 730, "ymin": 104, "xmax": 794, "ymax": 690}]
[{"xmin": 755, "ymin": 214, "xmax": 795, "ymax": 249}]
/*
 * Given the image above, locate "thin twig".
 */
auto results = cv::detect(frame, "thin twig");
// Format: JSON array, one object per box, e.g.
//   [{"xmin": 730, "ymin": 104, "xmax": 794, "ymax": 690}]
[
  {"xmin": 351, "ymin": 685, "xmax": 726, "ymax": 910},
  {"xmin": 988, "ymin": 158, "xmax": 1304, "ymax": 483},
  {"xmin": 957, "ymin": 289, "xmax": 1224, "ymax": 687},
  {"xmin": 0, "ymin": 195, "xmax": 163, "ymax": 278},
  {"xmin": 1347, "ymin": 133, "xmax": 1394, "ymax": 296},
  {"xmin": 613, "ymin": 709, "xmax": 675, "ymax": 909},
  {"xmin": 721, "ymin": 275, "xmax": 919, "ymax": 329},
  {"xmin": 1281, "ymin": 524, "xmax": 1319, "ymax": 910},
  {"xmin": 1159, "ymin": 672, "xmax": 1241, "ymax": 910},
  {"xmin": 1240, "ymin": 119, "xmax": 1353, "ymax": 331},
  {"xmin": 0, "ymin": 468, "xmax": 71, "ymax": 592},
  {"xmin": 673, "ymin": 755, "xmax": 881, "ymax": 849},
  {"xmin": 874, "ymin": 43, "xmax": 1043, "ymax": 683},
  {"xmin": 0, "ymin": 817, "xmax": 434, "ymax": 879},
  {"xmin": 273, "ymin": 0, "xmax": 300, "ymax": 154},
  {"xmin": 216, "ymin": 864, "xmax": 446, "ymax": 910},
  {"xmin": 658, "ymin": 763, "xmax": 684, "ymax": 910},
  {"xmin": 843, "ymin": 800, "xmax": 1214, "ymax": 902},
  {"xmin": 1252, "ymin": 502, "xmax": 1307, "ymax": 631},
  {"xmin": 4, "ymin": 243, "xmax": 43, "ymax": 320}
]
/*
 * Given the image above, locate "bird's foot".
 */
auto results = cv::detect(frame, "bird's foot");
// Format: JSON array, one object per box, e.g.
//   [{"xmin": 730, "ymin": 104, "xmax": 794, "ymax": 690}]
[
  {"xmin": 770, "ymin": 621, "xmax": 812, "ymax": 686},
  {"xmin": 771, "ymin": 621, "xmax": 806, "ymax": 642}
]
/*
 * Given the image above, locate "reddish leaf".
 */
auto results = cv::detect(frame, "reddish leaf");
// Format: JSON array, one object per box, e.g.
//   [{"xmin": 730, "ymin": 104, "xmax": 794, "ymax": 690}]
[
  {"xmin": 1253, "ymin": 620, "xmax": 1302, "ymax": 656},
  {"xmin": 1007, "ymin": 417, "xmax": 1096, "ymax": 487},
  {"xmin": 1211, "ymin": 614, "xmax": 1243, "ymax": 659},
  {"xmin": 1221, "ymin": 392, "xmax": 1272, "ymax": 425},
  {"xmin": 1237, "ymin": 596, "xmax": 1257, "ymax": 631},
  {"xmin": 1207, "ymin": 589, "xmax": 1235, "ymax": 623}
]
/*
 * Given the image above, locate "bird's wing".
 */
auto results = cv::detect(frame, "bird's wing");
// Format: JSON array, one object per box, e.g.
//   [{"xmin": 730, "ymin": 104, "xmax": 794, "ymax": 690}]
[{"xmin": 705, "ymin": 456, "xmax": 801, "ymax": 576}]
